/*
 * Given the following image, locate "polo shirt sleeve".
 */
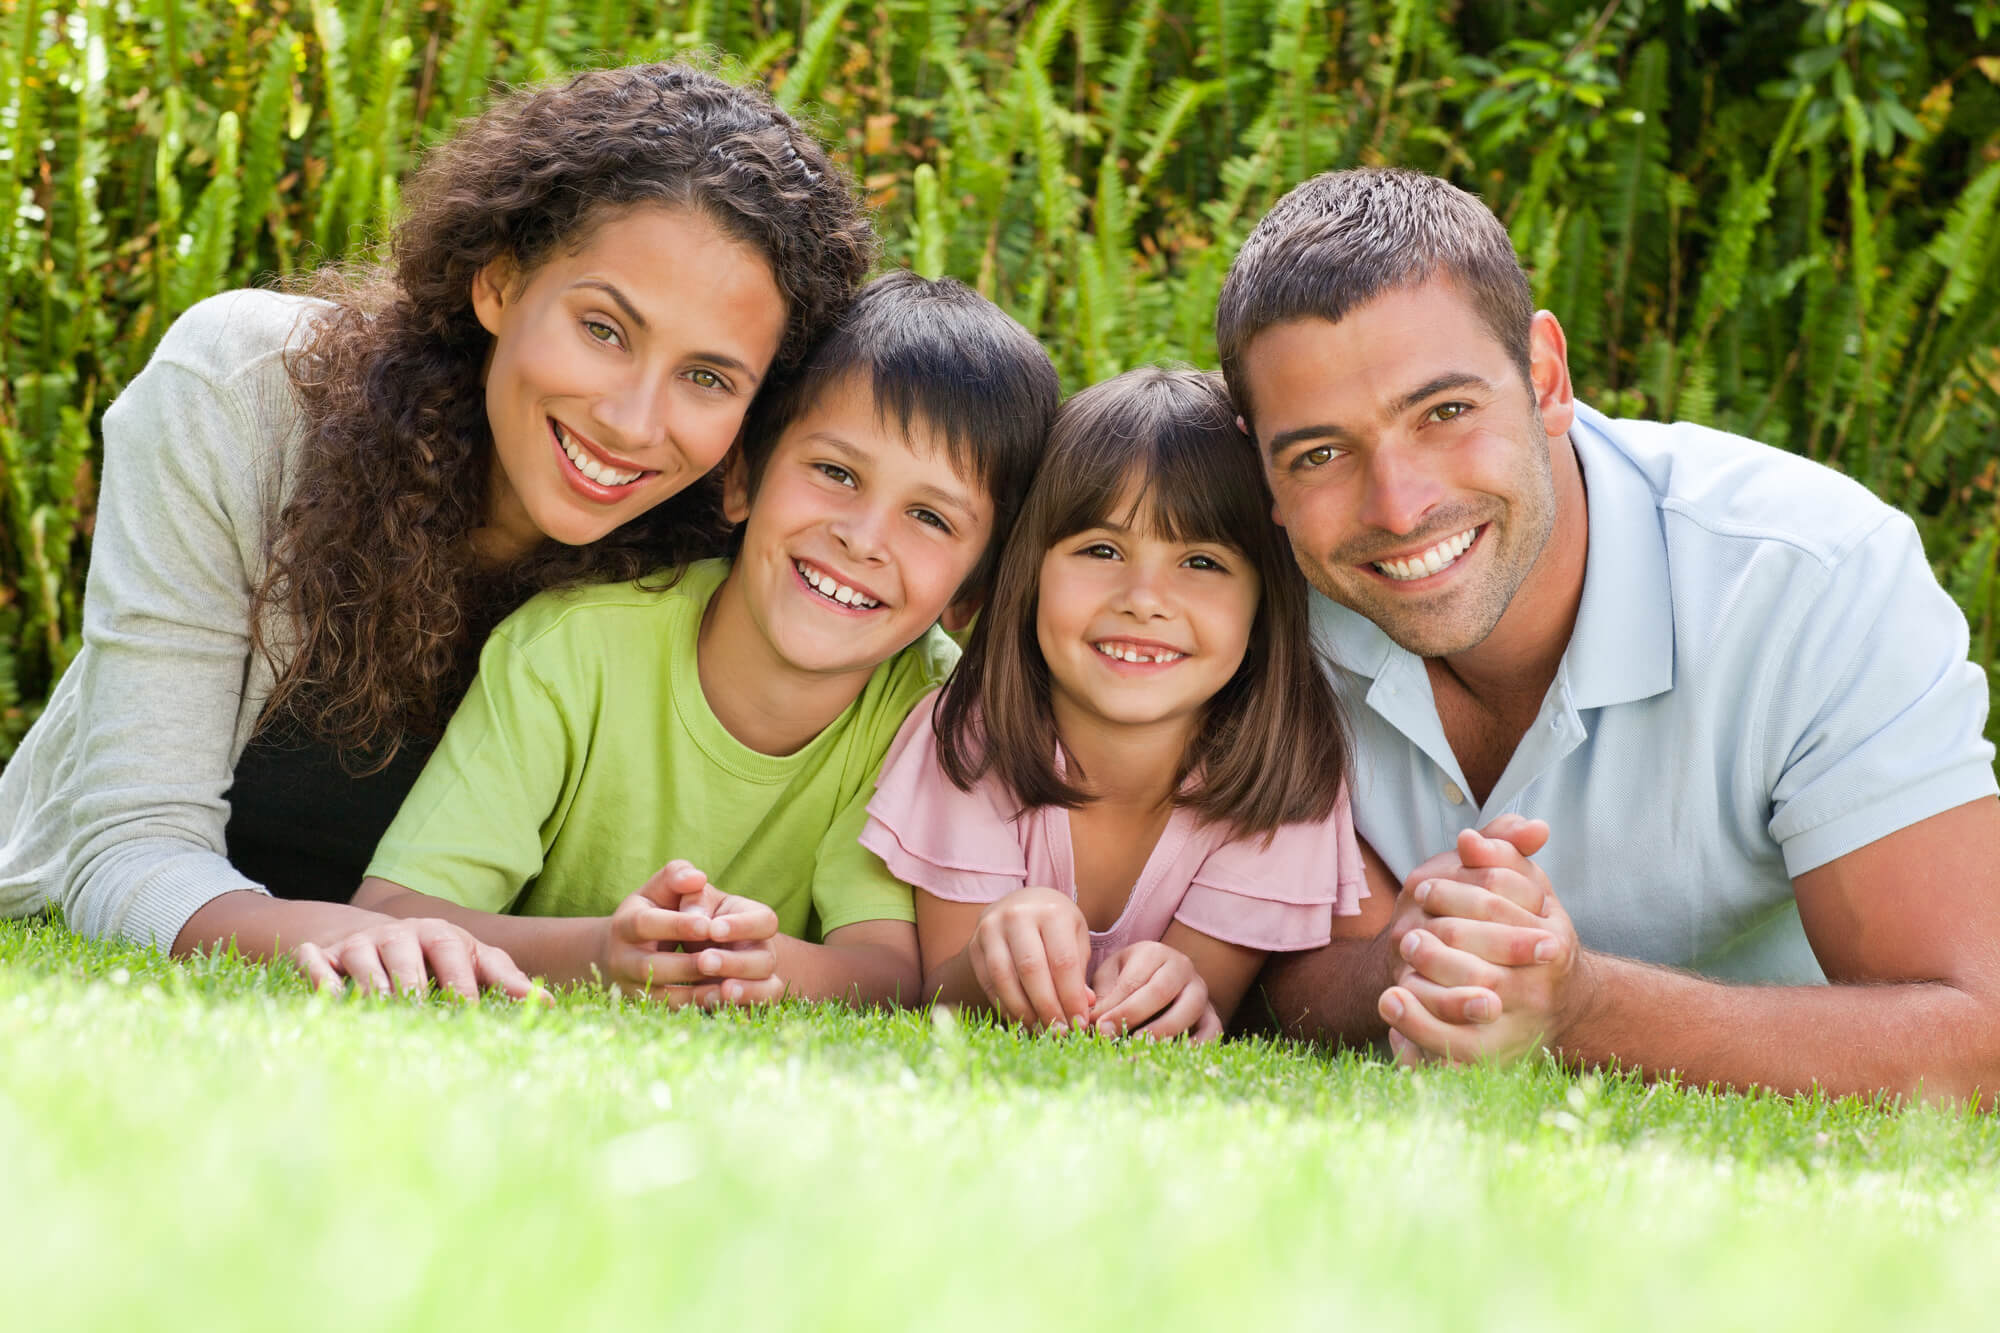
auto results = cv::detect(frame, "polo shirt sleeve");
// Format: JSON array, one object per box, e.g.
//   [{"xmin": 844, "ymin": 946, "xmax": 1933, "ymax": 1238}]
[
  {"xmin": 364, "ymin": 628, "xmax": 572, "ymax": 912},
  {"xmin": 1766, "ymin": 512, "xmax": 1998, "ymax": 876}
]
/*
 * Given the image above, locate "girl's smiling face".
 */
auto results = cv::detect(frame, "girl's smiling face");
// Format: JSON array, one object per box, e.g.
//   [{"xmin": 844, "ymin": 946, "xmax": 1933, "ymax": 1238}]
[
  {"xmin": 471, "ymin": 204, "xmax": 790, "ymax": 561},
  {"xmin": 1035, "ymin": 485, "xmax": 1262, "ymax": 739}
]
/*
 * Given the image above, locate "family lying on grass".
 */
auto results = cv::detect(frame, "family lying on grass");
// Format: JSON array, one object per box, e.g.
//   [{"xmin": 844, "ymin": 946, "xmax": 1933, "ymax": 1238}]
[{"xmin": 5, "ymin": 63, "xmax": 1998, "ymax": 1104}]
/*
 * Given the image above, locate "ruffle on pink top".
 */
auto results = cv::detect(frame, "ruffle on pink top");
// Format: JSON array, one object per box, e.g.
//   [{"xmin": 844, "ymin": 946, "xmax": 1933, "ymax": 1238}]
[{"xmin": 860, "ymin": 692, "xmax": 1367, "ymax": 969}]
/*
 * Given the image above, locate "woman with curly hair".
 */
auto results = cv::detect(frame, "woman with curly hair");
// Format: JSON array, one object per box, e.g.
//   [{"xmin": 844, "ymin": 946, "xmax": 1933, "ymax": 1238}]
[{"xmin": 0, "ymin": 63, "xmax": 876, "ymax": 995}]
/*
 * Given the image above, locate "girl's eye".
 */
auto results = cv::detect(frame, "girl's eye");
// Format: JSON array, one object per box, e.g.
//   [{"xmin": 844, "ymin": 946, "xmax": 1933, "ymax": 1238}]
[
  {"xmin": 583, "ymin": 320, "xmax": 623, "ymax": 347},
  {"xmin": 911, "ymin": 508, "xmax": 953, "ymax": 534},
  {"xmin": 1429, "ymin": 401, "xmax": 1469, "ymax": 423},
  {"xmin": 1078, "ymin": 541, "xmax": 1119, "ymax": 560},
  {"xmin": 688, "ymin": 367, "xmax": 727, "ymax": 391},
  {"xmin": 816, "ymin": 463, "xmax": 855, "ymax": 487},
  {"xmin": 1183, "ymin": 553, "xmax": 1226, "ymax": 572}
]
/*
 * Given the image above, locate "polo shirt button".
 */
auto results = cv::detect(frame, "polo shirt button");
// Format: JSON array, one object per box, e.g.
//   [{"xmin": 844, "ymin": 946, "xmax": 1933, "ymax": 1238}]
[{"xmin": 1442, "ymin": 778, "xmax": 1466, "ymax": 806}]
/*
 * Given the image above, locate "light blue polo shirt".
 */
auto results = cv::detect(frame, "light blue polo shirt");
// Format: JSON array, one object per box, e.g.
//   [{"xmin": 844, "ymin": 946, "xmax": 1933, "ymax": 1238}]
[{"xmin": 1316, "ymin": 402, "xmax": 1998, "ymax": 983}]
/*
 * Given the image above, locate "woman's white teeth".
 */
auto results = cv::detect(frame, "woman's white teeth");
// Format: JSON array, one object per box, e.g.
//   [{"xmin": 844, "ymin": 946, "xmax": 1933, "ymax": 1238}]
[
  {"xmin": 555, "ymin": 422, "xmax": 641, "ymax": 486},
  {"xmin": 1094, "ymin": 642, "xmax": 1185, "ymax": 664},
  {"xmin": 1374, "ymin": 527, "xmax": 1477, "ymax": 582},
  {"xmin": 795, "ymin": 561, "xmax": 879, "ymax": 608}
]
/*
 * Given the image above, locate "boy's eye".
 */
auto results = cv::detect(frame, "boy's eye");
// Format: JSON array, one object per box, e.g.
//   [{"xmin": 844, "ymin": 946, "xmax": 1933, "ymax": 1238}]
[
  {"xmin": 583, "ymin": 320, "xmax": 623, "ymax": 347},
  {"xmin": 815, "ymin": 463, "xmax": 855, "ymax": 487}
]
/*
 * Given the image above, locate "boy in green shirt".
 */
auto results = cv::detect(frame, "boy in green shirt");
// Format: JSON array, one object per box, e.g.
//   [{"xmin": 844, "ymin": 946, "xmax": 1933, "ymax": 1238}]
[{"xmin": 354, "ymin": 273, "xmax": 1060, "ymax": 1005}]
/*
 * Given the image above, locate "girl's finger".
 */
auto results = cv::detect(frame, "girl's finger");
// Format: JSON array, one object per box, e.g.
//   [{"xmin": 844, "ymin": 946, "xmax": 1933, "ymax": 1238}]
[
  {"xmin": 1036, "ymin": 915, "xmax": 1092, "ymax": 1027},
  {"xmin": 1397, "ymin": 929, "xmax": 1508, "ymax": 992},
  {"xmin": 1093, "ymin": 955, "xmax": 1173, "ymax": 1035},
  {"xmin": 1190, "ymin": 1004, "xmax": 1225, "ymax": 1044},
  {"xmin": 1380, "ymin": 985, "xmax": 1487, "ymax": 1063},
  {"xmin": 1417, "ymin": 917, "xmax": 1557, "ymax": 970},
  {"xmin": 972, "ymin": 933, "xmax": 1035, "ymax": 1024},
  {"xmin": 1131, "ymin": 981, "xmax": 1210, "ymax": 1040},
  {"xmin": 1001, "ymin": 916, "xmax": 1069, "ymax": 1029}
]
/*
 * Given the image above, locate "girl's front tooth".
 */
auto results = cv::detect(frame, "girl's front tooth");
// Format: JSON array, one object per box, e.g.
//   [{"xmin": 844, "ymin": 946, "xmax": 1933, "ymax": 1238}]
[{"xmin": 834, "ymin": 585, "xmax": 854, "ymax": 604}]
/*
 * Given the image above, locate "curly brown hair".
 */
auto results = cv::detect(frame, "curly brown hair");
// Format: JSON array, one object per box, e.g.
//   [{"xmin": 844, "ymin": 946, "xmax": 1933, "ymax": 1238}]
[{"xmin": 253, "ymin": 63, "xmax": 877, "ymax": 769}]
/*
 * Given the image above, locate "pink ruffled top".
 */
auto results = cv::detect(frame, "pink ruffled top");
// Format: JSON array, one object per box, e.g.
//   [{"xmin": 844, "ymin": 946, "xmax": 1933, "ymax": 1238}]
[{"xmin": 860, "ymin": 692, "xmax": 1367, "ymax": 969}]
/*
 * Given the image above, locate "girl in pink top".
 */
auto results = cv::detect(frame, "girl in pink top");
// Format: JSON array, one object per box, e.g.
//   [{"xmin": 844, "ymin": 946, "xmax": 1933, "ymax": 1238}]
[{"xmin": 860, "ymin": 367, "xmax": 1366, "ymax": 1041}]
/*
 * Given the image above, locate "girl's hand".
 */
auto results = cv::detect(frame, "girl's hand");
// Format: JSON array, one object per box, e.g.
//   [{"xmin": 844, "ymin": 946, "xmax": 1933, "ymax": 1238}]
[
  {"xmin": 1088, "ymin": 941, "xmax": 1218, "ymax": 1041},
  {"xmin": 968, "ymin": 887, "xmax": 1095, "ymax": 1032},
  {"xmin": 291, "ymin": 918, "xmax": 539, "ymax": 1001},
  {"xmin": 600, "ymin": 860, "xmax": 783, "ymax": 1005}
]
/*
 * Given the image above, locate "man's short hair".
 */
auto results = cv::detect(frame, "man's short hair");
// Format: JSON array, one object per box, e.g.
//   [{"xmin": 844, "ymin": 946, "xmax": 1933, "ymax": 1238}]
[{"xmin": 1215, "ymin": 168, "xmax": 1535, "ymax": 428}]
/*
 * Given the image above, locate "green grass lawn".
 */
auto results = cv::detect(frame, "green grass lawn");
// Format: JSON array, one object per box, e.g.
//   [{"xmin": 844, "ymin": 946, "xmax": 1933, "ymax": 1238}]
[{"xmin": 5, "ymin": 915, "xmax": 1997, "ymax": 1332}]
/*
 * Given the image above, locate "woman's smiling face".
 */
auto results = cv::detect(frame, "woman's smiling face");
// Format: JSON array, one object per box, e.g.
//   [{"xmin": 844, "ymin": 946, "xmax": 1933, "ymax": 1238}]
[{"xmin": 471, "ymin": 204, "xmax": 790, "ymax": 561}]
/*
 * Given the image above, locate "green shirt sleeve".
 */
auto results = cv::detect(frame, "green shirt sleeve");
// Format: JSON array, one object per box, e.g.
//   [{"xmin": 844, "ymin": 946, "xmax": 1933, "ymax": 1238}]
[{"xmin": 364, "ymin": 628, "xmax": 575, "ymax": 912}]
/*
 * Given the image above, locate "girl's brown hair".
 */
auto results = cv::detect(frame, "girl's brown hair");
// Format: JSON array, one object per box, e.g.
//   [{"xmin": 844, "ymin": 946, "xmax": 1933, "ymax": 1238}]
[
  {"xmin": 253, "ymin": 63, "xmax": 876, "ymax": 767},
  {"xmin": 935, "ymin": 366, "xmax": 1349, "ymax": 836}
]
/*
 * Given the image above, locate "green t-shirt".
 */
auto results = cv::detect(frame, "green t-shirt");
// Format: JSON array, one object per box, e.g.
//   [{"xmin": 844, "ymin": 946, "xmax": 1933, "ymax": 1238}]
[{"xmin": 366, "ymin": 559, "xmax": 957, "ymax": 939}]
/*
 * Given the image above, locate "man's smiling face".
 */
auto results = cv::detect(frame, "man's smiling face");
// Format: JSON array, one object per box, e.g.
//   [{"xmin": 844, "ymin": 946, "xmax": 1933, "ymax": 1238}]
[{"xmin": 1241, "ymin": 278, "xmax": 1571, "ymax": 659}]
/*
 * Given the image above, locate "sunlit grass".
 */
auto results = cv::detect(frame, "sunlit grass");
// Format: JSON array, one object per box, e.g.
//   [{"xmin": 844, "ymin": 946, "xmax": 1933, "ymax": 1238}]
[{"xmin": 4, "ymin": 915, "xmax": 1996, "ymax": 1332}]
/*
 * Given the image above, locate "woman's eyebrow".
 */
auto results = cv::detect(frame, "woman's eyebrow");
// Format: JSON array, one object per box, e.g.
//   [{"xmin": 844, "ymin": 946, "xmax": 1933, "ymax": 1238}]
[{"xmin": 571, "ymin": 278, "xmax": 761, "ymax": 383}]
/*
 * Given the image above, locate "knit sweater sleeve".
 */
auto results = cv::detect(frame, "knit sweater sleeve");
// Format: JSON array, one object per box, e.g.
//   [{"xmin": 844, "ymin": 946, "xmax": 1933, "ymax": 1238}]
[{"xmin": 55, "ymin": 292, "xmax": 309, "ymax": 946}]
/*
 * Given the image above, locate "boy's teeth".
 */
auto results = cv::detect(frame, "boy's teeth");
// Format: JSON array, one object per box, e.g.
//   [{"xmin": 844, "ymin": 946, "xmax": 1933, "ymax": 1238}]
[
  {"xmin": 1373, "ymin": 527, "xmax": 1477, "ymax": 582},
  {"xmin": 555, "ymin": 422, "xmax": 641, "ymax": 486},
  {"xmin": 794, "ymin": 561, "xmax": 879, "ymax": 608}
]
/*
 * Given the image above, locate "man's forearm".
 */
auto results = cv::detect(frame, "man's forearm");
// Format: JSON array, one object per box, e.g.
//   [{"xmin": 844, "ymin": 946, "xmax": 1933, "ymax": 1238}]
[
  {"xmin": 352, "ymin": 878, "xmax": 604, "ymax": 985},
  {"xmin": 1559, "ymin": 952, "xmax": 2000, "ymax": 1105},
  {"xmin": 1249, "ymin": 936, "xmax": 1398, "ymax": 1048},
  {"xmin": 773, "ymin": 934, "xmax": 918, "ymax": 1007}
]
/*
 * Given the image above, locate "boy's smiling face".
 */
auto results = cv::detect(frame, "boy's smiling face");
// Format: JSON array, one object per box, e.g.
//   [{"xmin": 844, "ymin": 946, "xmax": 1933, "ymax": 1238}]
[{"xmin": 719, "ymin": 370, "xmax": 993, "ymax": 682}]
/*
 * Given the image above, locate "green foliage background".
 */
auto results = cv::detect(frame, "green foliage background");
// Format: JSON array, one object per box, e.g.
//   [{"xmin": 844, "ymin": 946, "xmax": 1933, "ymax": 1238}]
[{"xmin": 3, "ymin": 0, "xmax": 1998, "ymax": 757}]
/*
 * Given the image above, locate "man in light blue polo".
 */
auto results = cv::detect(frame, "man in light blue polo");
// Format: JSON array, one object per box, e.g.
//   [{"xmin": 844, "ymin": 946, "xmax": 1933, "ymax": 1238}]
[{"xmin": 1223, "ymin": 167, "xmax": 2000, "ymax": 1102}]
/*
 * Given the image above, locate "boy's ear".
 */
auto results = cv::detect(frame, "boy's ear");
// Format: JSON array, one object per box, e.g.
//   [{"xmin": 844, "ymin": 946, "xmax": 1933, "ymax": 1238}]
[
  {"xmin": 940, "ymin": 594, "xmax": 982, "ymax": 635},
  {"xmin": 721, "ymin": 448, "xmax": 752, "ymax": 524}
]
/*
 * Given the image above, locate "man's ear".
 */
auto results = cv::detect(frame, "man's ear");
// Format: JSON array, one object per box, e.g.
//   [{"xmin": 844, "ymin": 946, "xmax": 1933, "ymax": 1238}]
[
  {"xmin": 470, "ymin": 255, "xmax": 520, "ymax": 337},
  {"xmin": 940, "ymin": 594, "xmax": 981, "ymax": 635},
  {"xmin": 1528, "ymin": 310, "xmax": 1576, "ymax": 439},
  {"xmin": 721, "ymin": 449, "xmax": 753, "ymax": 525}
]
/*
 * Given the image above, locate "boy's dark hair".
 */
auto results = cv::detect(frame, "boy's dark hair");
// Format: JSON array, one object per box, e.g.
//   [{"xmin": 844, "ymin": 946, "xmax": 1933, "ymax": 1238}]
[
  {"xmin": 936, "ymin": 366, "xmax": 1349, "ymax": 837},
  {"xmin": 735, "ymin": 270, "xmax": 1061, "ymax": 597},
  {"xmin": 1215, "ymin": 168, "xmax": 1534, "ymax": 430}
]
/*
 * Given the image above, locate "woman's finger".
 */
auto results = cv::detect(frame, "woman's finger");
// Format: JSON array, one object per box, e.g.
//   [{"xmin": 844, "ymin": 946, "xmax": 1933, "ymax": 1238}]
[
  {"xmin": 472, "ymin": 943, "xmax": 539, "ymax": 1000},
  {"xmin": 291, "ymin": 942, "xmax": 344, "ymax": 993},
  {"xmin": 419, "ymin": 930, "xmax": 480, "ymax": 999},
  {"xmin": 335, "ymin": 939, "xmax": 393, "ymax": 996}
]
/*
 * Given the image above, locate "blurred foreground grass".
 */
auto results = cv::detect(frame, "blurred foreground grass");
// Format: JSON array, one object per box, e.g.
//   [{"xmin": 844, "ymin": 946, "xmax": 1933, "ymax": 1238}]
[{"xmin": 4, "ymin": 914, "xmax": 1998, "ymax": 1332}]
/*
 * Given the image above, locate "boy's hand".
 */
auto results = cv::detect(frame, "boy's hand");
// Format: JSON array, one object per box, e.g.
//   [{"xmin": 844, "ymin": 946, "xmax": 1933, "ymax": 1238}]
[
  {"xmin": 601, "ymin": 860, "xmax": 783, "ymax": 1005},
  {"xmin": 968, "ymin": 887, "xmax": 1094, "ymax": 1032},
  {"xmin": 1087, "ymin": 941, "xmax": 1219, "ymax": 1042}
]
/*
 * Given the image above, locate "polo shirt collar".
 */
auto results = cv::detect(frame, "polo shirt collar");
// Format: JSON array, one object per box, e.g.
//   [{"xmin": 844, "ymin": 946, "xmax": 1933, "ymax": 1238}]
[{"xmin": 1309, "ymin": 401, "xmax": 1675, "ymax": 709}]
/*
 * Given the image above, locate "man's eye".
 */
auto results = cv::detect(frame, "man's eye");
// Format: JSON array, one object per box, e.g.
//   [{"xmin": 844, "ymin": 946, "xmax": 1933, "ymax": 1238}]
[
  {"xmin": 1431, "ymin": 401, "xmax": 1469, "ymax": 422},
  {"xmin": 1299, "ymin": 445, "xmax": 1337, "ymax": 469}
]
